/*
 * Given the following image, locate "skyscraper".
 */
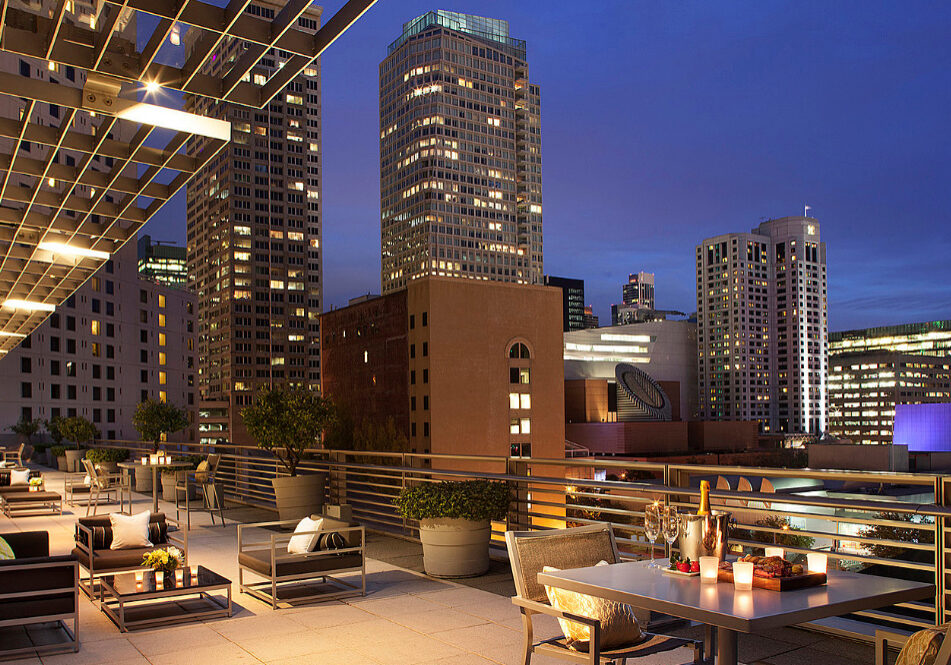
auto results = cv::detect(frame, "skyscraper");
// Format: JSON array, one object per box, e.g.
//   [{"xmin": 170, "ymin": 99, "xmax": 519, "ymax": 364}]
[
  {"xmin": 138, "ymin": 235, "xmax": 188, "ymax": 290},
  {"xmin": 696, "ymin": 216, "xmax": 827, "ymax": 434},
  {"xmin": 623, "ymin": 272, "xmax": 655, "ymax": 309},
  {"xmin": 379, "ymin": 10, "xmax": 542, "ymax": 294},
  {"xmin": 185, "ymin": 1, "xmax": 323, "ymax": 444},
  {"xmin": 543, "ymin": 276, "xmax": 585, "ymax": 332}
]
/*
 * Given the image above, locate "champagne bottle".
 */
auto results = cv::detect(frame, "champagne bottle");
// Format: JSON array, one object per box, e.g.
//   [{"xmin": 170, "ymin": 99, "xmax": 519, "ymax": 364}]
[{"xmin": 698, "ymin": 480, "xmax": 710, "ymax": 515}]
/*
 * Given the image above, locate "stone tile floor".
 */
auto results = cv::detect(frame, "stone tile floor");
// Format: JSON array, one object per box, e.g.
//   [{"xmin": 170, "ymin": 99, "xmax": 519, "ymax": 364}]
[{"xmin": 0, "ymin": 468, "xmax": 889, "ymax": 665}]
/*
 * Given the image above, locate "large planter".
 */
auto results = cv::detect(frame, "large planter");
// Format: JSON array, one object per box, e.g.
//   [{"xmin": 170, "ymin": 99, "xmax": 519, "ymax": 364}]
[
  {"xmin": 161, "ymin": 473, "xmax": 178, "ymax": 502},
  {"xmin": 418, "ymin": 518, "xmax": 492, "ymax": 578},
  {"xmin": 135, "ymin": 467, "xmax": 153, "ymax": 493},
  {"xmin": 56, "ymin": 455, "xmax": 68, "ymax": 471},
  {"xmin": 65, "ymin": 449, "xmax": 85, "ymax": 473},
  {"xmin": 271, "ymin": 473, "xmax": 325, "ymax": 521}
]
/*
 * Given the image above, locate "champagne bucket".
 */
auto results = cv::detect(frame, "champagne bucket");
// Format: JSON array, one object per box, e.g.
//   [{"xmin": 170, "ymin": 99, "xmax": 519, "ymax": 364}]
[{"xmin": 677, "ymin": 510, "xmax": 731, "ymax": 561}]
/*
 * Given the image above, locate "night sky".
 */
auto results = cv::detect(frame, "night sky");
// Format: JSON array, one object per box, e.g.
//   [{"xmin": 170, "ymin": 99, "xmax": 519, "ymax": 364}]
[{"xmin": 148, "ymin": 0, "xmax": 951, "ymax": 332}]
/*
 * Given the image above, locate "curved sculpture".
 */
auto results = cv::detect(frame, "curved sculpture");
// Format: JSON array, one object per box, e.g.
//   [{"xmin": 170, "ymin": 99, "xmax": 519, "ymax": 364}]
[{"xmin": 614, "ymin": 363, "xmax": 672, "ymax": 421}]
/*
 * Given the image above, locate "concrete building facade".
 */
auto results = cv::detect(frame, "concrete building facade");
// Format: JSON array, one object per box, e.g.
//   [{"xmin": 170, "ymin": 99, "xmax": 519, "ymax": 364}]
[
  {"xmin": 320, "ymin": 277, "xmax": 565, "ymax": 460},
  {"xmin": 697, "ymin": 216, "xmax": 828, "ymax": 434},
  {"xmin": 0, "ymin": 239, "xmax": 197, "ymax": 442},
  {"xmin": 380, "ymin": 10, "xmax": 543, "ymax": 294},
  {"xmin": 185, "ymin": 1, "xmax": 323, "ymax": 444}
]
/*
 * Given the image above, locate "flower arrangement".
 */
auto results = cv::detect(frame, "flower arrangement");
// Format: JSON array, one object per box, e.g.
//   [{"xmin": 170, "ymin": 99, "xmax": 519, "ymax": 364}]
[
  {"xmin": 29, "ymin": 477, "xmax": 42, "ymax": 487},
  {"xmin": 142, "ymin": 546, "xmax": 183, "ymax": 574}
]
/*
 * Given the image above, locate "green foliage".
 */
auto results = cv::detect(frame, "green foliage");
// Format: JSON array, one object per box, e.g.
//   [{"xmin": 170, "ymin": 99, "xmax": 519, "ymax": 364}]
[
  {"xmin": 395, "ymin": 480, "xmax": 512, "ymax": 522},
  {"xmin": 10, "ymin": 417, "xmax": 41, "ymax": 442},
  {"xmin": 59, "ymin": 416, "xmax": 98, "ymax": 446},
  {"xmin": 132, "ymin": 400, "xmax": 189, "ymax": 450},
  {"xmin": 859, "ymin": 512, "xmax": 935, "ymax": 559},
  {"xmin": 241, "ymin": 387, "xmax": 336, "ymax": 476},
  {"xmin": 44, "ymin": 416, "xmax": 65, "ymax": 445},
  {"xmin": 86, "ymin": 448, "xmax": 129, "ymax": 464},
  {"xmin": 50, "ymin": 446, "xmax": 67, "ymax": 458}
]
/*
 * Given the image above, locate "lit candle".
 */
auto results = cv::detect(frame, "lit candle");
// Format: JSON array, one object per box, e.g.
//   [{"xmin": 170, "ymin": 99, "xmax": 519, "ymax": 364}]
[
  {"xmin": 806, "ymin": 553, "xmax": 828, "ymax": 574},
  {"xmin": 150, "ymin": 454, "xmax": 158, "ymax": 465},
  {"xmin": 190, "ymin": 565, "xmax": 199, "ymax": 577},
  {"xmin": 134, "ymin": 570, "xmax": 143, "ymax": 582},
  {"xmin": 154, "ymin": 570, "xmax": 164, "ymax": 586},
  {"xmin": 699, "ymin": 556, "xmax": 719, "ymax": 584},
  {"xmin": 175, "ymin": 569, "xmax": 184, "ymax": 585},
  {"xmin": 732, "ymin": 561, "xmax": 754, "ymax": 591},
  {"xmin": 141, "ymin": 456, "xmax": 148, "ymax": 465},
  {"xmin": 765, "ymin": 547, "xmax": 784, "ymax": 559}
]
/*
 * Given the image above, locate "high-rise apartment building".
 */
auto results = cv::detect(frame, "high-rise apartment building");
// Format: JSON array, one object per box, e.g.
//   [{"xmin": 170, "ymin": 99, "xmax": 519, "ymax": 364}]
[
  {"xmin": 696, "ymin": 216, "xmax": 827, "ymax": 434},
  {"xmin": 185, "ymin": 1, "xmax": 323, "ymax": 444},
  {"xmin": 827, "ymin": 351, "xmax": 951, "ymax": 445},
  {"xmin": 623, "ymin": 272, "xmax": 655, "ymax": 309},
  {"xmin": 138, "ymin": 235, "xmax": 188, "ymax": 290},
  {"xmin": 379, "ymin": 10, "xmax": 542, "ymax": 294},
  {"xmin": 543, "ymin": 276, "xmax": 585, "ymax": 332},
  {"xmin": 0, "ymin": 240, "xmax": 197, "ymax": 442}
]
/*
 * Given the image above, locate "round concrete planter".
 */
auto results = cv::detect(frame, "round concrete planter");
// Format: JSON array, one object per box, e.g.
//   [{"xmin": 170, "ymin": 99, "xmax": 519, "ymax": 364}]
[
  {"xmin": 418, "ymin": 518, "xmax": 492, "ymax": 578},
  {"xmin": 64, "ymin": 449, "xmax": 85, "ymax": 473},
  {"xmin": 161, "ymin": 473, "xmax": 178, "ymax": 502},
  {"xmin": 272, "ymin": 473, "xmax": 325, "ymax": 521},
  {"xmin": 135, "ymin": 467, "xmax": 153, "ymax": 493},
  {"xmin": 56, "ymin": 455, "xmax": 68, "ymax": 471}
]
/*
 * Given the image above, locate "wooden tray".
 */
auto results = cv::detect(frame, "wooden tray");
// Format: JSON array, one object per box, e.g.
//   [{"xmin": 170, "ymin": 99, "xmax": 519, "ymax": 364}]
[{"xmin": 717, "ymin": 569, "xmax": 827, "ymax": 591}]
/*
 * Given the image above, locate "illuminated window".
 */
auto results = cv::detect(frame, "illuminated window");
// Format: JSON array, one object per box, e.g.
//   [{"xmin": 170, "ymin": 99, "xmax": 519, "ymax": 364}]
[
  {"xmin": 159, "ymin": 391, "xmax": 167, "ymax": 403},
  {"xmin": 158, "ymin": 333, "xmax": 166, "ymax": 346},
  {"xmin": 159, "ymin": 371, "xmax": 167, "ymax": 385},
  {"xmin": 520, "ymin": 394, "xmax": 531, "ymax": 409},
  {"xmin": 158, "ymin": 352, "xmax": 166, "ymax": 366},
  {"xmin": 520, "ymin": 418, "xmax": 531, "ymax": 434},
  {"xmin": 509, "ymin": 393, "xmax": 519, "ymax": 409},
  {"xmin": 158, "ymin": 313, "xmax": 166, "ymax": 327},
  {"xmin": 158, "ymin": 294, "xmax": 166, "ymax": 308},
  {"xmin": 91, "ymin": 320, "xmax": 100, "ymax": 335}
]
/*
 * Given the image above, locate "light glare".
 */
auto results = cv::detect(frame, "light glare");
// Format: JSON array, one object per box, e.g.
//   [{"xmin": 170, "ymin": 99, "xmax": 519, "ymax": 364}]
[
  {"xmin": 3, "ymin": 299, "xmax": 56, "ymax": 312},
  {"xmin": 38, "ymin": 242, "xmax": 111, "ymax": 260}
]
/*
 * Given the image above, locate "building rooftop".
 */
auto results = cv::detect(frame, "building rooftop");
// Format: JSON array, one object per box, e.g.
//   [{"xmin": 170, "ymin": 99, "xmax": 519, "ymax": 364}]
[{"xmin": 388, "ymin": 10, "xmax": 527, "ymax": 58}]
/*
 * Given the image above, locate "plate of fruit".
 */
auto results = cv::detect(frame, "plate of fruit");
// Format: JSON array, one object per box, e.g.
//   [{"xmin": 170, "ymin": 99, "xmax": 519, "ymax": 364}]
[{"xmin": 663, "ymin": 553, "xmax": 700, "ymax": 576}]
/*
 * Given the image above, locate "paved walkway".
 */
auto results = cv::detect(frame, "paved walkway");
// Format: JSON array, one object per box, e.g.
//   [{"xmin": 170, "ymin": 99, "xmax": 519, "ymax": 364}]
[{"xmin": 0, "ymin": 468, "xmax": 882, "ymax": 665}]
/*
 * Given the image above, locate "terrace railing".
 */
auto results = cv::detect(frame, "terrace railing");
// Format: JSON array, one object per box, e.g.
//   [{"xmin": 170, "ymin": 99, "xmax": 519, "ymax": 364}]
[{"xmin": 90, "ymin": 439, "xmax": 950, "ymax": 641}]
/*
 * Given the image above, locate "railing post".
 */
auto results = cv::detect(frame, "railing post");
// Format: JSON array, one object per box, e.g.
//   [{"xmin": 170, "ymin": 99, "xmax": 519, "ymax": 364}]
[
  {"xmin": 328, "ymin": 450, "xmax": 347, "ymax": 508},
  {"xmin": 936, "ymin": 475, "xmax": 947, "ymax": 626},
  {"xmin": 506, "ymin": 457, "xmax": 530, "ymax": 532}
]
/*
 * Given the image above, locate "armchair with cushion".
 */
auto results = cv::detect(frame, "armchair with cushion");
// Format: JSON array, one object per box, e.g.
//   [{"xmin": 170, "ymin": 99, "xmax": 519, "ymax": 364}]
[
  {"xmin": 72, "ymin": 512, "xmax": 187, "ymax": 597},
  {"xmin": 238, "ymin": 515, "xmax": 365, "ymax": 609},
  {"xmin": 0, "ymin": 530, "xmax": 79, "ymax": 659},
  {"xmin": 877, "ymin": 625, "xmax": 951, "ymax": 665},
  {"xmin": 505, "ymin": 523, "xmax": 704, "ymax": 665},
  {"xmin": 65, "ymin": 458, "xmax": 130, "ymax": 515},
  {"xmin": 175, "ymin": 453, "xmax": 226, "ymax": 528}
]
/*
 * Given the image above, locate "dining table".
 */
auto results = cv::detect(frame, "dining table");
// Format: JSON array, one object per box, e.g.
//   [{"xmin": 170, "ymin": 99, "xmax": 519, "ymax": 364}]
[
  {"xmin": 117, "ymin": 460, "xmax": 191, "ymax": 513},
  {"xmin": 537, "ymin": 558, "xmax": 935, "ymax": 665}
]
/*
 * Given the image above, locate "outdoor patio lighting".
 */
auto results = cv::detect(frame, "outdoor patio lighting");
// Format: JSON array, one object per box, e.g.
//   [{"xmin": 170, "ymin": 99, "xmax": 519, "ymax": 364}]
[
  {"xmin": 700, "ymin": 556, "xmax": 719, "ymax": 583},
  {"xmin": 37, "ymin": 242, "xmax": 111, "ymax": 261},
  {"xmin": 115, "ymin": 103, "xmax": 232, "ymax": 141},
  {"xmin": 807, "ymin": 553, "xmax": 828, "ymax": 574},
  {"xmin": 0, "ymin": 331, "xmax": 26, "ymax": 338},
  {"xmin": 732, "ymin": 561, "xmax": 754, "ymax": 590},
  {"xmin": 144, "ymin": 80, "xmax": 161, "ymax": 94},
  {"xmin": 2, "ymin": 300, "xmax": 56, "ymax": 312},
  {"xmin": 765, "ymin": 547, "xmax": 784, "ymax": 558}
]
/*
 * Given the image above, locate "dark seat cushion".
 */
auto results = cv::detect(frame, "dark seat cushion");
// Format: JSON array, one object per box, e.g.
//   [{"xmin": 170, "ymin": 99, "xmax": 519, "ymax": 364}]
[
  {"xmin": 0, "ymin": 594, "xmax": 75, "ymax": 621},
  {"xmin": 3, "ymin": 491, "xmax": 59, "ymax": 502},
  {"xmin": 71, "ymin": 546, "xmax": 154, "ymax": 571},
  {"xmin": 238, "ymin": 549, "xmax": 362, "ymax": 578},
  {"xmin": 0, "ymin": 485, "xmax": 33, "ymax": 496},
  {"xmin": 0, "ymin": 531, "xmax": 48, "ymax": 558}
]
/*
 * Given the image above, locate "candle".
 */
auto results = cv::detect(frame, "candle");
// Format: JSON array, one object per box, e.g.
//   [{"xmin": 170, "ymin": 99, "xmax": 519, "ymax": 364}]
[
  {"xmin": 699, "ymin": 556, "xmax": 719, "ymax": 584},
  {"xmin": 765, "ymin": 547, "xmax": 784, "ymax": 559},
  {"xmin": 154, "ymin": 570, "xmax": 164, "ymax": 586},
  {"xmin": 175, "ymin": 569, "xmax": 184, "ymax": 585},
  {"xmin": 806, "ymin": 553, "xmax": 828, "ymax": 574},
  {"xmin": 134, "ymin": 571, "xmax": 144, "ymax": 582},
  {"xmin": 141, "ymin": 456, "xmax": 148, "ymax": 465},
  {"xmin": 732, "ymin": 561, "xmax": 754, "ymax": 591},
  {"xmin": 150, "ymin": 454, "xmax": 158, "ymax": 465},
  {"xmin": 190, "ymin": 565, "xmax": 199, "ymax": 577}
]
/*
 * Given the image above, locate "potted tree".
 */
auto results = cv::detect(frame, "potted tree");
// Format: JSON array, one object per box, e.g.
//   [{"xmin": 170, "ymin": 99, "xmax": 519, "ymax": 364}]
[
  {"xmin": 132, "ymin": 399, "xmax": 189, "ymax": 493},
  {"xmin": 241, "ymin": 387, "xmax": 335, "ymax": 520},
  {"xmin": 43, "ymin": 416, "xmax": 66, "ymax": 467},
  {"xmin": 86, "ymin": 447, "xmax": 129, "ymax": 475},
  {"xmin": 59, "ymin": 416, "xmax": 98, "ymax": 472},
  {"xmin": 50, "ymin": 446, "xmax": 68, "ymax": 471},
  {"xmin": 395, "ymin": 480, "xmax": 512, "ymax": 578},
  {"xmin": 9, "ymin": 417, "xmax": 40, "ymax": 446}
]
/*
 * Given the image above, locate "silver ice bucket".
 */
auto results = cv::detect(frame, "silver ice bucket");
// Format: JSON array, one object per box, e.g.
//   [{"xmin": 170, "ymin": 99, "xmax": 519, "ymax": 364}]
[{"xmin": 677, "ymin": 510, "xmax": 731, "ymax": 561}]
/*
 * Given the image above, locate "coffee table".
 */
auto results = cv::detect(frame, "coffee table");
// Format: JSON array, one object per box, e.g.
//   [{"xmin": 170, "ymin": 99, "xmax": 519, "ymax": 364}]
[
  {"xmin": 1, "ymin": 489, "xmax": 62, "ymax": 517},
  {"xmin": 99, "ymin": 566, "xmax": 232, "ymax": 632}
]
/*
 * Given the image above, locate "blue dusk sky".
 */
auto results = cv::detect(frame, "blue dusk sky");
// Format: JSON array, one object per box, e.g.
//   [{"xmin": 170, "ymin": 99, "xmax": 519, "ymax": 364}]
[{"xmin": 148, "ymin": 0, "xmax": 951, "ymax": 331}]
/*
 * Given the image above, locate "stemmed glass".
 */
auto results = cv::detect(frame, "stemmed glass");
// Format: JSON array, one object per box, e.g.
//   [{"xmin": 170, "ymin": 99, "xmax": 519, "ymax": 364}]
[
  {"xmin": 663, "ymin": 506, "xmax": 681, "ymax": 561},
  {"xmin": 644, "ymin": 502, "xmax": 662, "ymax": 569}
]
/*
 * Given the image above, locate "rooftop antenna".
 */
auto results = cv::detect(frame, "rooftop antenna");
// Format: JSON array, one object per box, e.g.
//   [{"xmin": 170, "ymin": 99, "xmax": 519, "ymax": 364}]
[{"xmin": 804, "ymin": 204, "xmax": 812, "ymax": 218}]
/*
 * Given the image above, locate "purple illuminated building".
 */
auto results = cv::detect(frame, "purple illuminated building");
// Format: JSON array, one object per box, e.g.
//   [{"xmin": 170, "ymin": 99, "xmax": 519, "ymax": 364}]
[{"xmin": 893, "ymin": 403, "xmax": 951, "ymax": 452}]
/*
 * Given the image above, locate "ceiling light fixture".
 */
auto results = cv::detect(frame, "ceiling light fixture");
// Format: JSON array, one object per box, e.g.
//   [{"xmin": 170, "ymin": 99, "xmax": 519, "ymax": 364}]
[
  {"xmin": 0, "ymin": 331, "xmax": 27, "ymax": 338},
  {"xmin": 3, "ymin": 299, "xmax": 56, "ymax": 312},
  {"xmin": 145, "ymin": 80, "xmax": 160, "ymax": 94},
  {"xmin": 116, "ymin": 103, "xmax": 231, "ymax": 141},
  {"xmin": 38, "ymin": 242, "xmax": 111, "ymax": 260}
]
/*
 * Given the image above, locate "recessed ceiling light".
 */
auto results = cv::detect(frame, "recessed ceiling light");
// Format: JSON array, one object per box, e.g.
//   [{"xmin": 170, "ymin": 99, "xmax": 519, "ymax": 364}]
[
  {"xmin": 3, "ymin": 299, "xmax": 56, "ymax": 312},
  {"xmin": 145, "ymin": 80, "xmax": 161, "ymax": 94},
  {"xmin": 0, "ymin": 331, "xmax": 27, "ymax": 338},
  {"xmin": 38, "ymin": 242, "xmax": 110, "ymax": 260}
]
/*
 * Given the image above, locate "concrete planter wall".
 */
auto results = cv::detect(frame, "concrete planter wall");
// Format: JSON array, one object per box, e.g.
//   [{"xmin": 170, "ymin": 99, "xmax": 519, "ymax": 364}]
[
  {"xmin": 135, "ymin": 468, "xmax": 153, "ymax": 493},
  {"xmin": 272, "ymin": 473, "xmax": 325, "ymax": 521},
  {"xmin": 56, "ymin": 456, "xmax": 68, "ymax": 471},
  {"xmin": 418, "ymin": 518, "xmax": 491, "ymax": 578}
]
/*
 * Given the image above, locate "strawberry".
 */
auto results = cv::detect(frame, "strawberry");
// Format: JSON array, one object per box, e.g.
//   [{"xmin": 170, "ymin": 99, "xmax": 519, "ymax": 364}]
[
  {"xmin": 677, "ymin": 561, "xmax": 690, "ymax": 573},
  {"xmin": 690, "ymin": 561, "xmax": 700, "ymax": 573}
]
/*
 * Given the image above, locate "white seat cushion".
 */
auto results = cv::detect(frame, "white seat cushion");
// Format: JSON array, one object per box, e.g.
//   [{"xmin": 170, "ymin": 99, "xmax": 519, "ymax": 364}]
[
  {"xmin": 110, "ymin": 511, "xmax": 153, "ymax": 550},
  {"xmin": 9, "ymin": 469, "xmax": 30, "ymax": 485},
  {"xmin": 288, "ymin": 516, "xmax": 323, "ymax": 555}
]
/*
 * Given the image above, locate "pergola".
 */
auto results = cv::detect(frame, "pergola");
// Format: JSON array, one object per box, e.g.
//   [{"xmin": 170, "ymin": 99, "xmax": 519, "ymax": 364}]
[{"xmin": 0, "ymin": 0, "xmax": 375, "ymax": 352}]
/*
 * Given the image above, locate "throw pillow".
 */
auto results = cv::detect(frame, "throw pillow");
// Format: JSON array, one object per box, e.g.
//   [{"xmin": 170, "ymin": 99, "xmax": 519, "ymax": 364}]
[
  {"xmin": 0, "ymin": 536, "xmax": 14, "ymax": 560},
  {"xmin": 543, "ymin": 560, "xmax": 643, "ymax": 651},
  {"xmin": 109, "ymin": 511, "xmax": 153, "ymax": 550},
  {"xmin": 194, "ymin": 460, "xmax": 210, "ymax": 483},
  {"xmin": 316, "ymin": 531, "xmax": 346, "ymax": 551},
  {"xmin": 288, "ymin": 516, "xmax": 323, "ymax": 555},
  {"xmin": 9, "ymin": 469, "xmax": 30, "ymax": 485},
  {"xmin": 896, "ymin": 623, "xmax": 951, "ymax": 665}
]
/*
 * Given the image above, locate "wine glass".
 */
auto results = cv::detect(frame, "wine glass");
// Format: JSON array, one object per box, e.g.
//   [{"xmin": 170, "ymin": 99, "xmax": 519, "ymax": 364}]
[
  {"xmin": 663, "ymin": 506, "xmax": 681, "ymax": 561},
  {"xmin": 644, "ymin": 502, "xmax": 662, "ymax": 569}
]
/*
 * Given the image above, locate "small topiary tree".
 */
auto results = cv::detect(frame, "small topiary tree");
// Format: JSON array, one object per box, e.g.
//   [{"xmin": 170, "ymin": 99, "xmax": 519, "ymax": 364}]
[
  {"xmin": 241, "ymin": 386, "xmax": 336, "ymax": 477},
  {"xmin": 132, "ymin": 399, "xmax": 189, "ymax": 452},
  {"xmin": 395, "ymin": 480, "xmax": 512, "ymax": 522},
  {"xmin": 9, "ymin": 417, "xmax": 41, "ymax": 443},
  {"xmin": 59, "ymin": 416, "xmax": 98, "ymax": 447}
]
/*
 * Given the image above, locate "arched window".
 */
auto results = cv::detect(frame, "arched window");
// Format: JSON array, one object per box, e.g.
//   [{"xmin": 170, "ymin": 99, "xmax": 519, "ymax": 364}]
[{"xmin": 508, "ymin": 342, "xmax": 530, "ymax": 359}]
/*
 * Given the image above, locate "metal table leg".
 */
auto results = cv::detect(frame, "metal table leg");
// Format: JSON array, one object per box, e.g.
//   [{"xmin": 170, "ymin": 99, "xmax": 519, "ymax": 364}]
[{"xmin": 717, "ymin": 627, "xmax": 737, "ymax": 665}]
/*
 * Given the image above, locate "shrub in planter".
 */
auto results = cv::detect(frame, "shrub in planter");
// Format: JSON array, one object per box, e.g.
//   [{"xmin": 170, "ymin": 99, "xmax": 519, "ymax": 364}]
[
  {"xmin": 50, "ymin": 445, "xmax": 69, "ymax": 471},
  {"xmin": 86, "ymin": 448, "xmax": 129, "ymax": 474},
  {"xmin": 395, "ymin": 480, "xmax": 512, "ymax": 578}
]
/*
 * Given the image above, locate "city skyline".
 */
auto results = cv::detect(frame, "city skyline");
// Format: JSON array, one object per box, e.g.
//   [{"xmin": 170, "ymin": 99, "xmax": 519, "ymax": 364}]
[{"xmin": 143, "ymin": 0, "xmax": 951, "ymax": 330}]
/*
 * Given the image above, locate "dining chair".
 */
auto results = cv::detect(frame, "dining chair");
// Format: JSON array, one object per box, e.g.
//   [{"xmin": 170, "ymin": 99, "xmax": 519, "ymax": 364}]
[
  {"xmin": 505, "ymin": 523, "xmax": 705, "ymax": 665},
  {"xmin": 2, "ymin": 444, "xmax": 24, "ymax": 466},
  {"xmin": 175, "ymin": 453, "xmax": 225, "ymax": 529},
  {"xmin": 79, "ymin": 458, "xmax": 129, "ymax": 516},
  {"xmin": 875, "ymin": 623, "xmax": 951, "ymax": 665}
]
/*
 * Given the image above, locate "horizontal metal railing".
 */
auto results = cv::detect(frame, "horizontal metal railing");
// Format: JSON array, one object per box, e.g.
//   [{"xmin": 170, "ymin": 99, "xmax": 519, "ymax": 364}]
[{"xmin": 86, "ymin": 438, "xmax": 947, "ymax": 639}]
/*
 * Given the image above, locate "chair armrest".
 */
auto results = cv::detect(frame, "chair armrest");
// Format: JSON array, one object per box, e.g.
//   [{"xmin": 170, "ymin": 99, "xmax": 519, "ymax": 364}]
[
  {"xmin": 163, "ymin": 515, "xmax": 188, "ymax": 562},
  {"xmin": 875, "ymin": 629, "xmax": 911, "ymax": 665},
  {"xmin": 74, "ymin": 523, "xmax": 93, "ymax": 556},
  {"xmin": 512, "ymin": 596, "xmax": 598, "ymax": 628}
]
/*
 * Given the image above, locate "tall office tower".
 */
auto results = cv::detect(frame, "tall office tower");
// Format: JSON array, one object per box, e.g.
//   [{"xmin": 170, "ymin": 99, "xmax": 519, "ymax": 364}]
[
  {"xmin": 830, "ymin": 321, "xmax": 951, "ymax": 358},
  {"xmin": 696, "ymin": 216, "xmax": 827, "ymax": 434},
  {"xmin": 185, "ymin": 1, "xmax": 323, "ymax": 444},
  {"xmin": 582, "ymin": 305, "xmax": 599, "ymax": 329},
  {"xmin": 380, "ymin": 11, "xmax": 542, "ymax": 294},
  {"xmin": 543, "ymin": 276, "xmax": 585, "ymax": 332},
  {"xmin": 623, "ymin": 272, "xmax": 655, "ymax": 309},
  {"xmin": 138, "ymin": 235, "xmax": 188, "ymax": 290}
]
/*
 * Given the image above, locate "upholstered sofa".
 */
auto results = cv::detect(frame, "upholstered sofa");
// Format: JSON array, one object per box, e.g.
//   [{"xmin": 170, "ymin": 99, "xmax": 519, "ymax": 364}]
[
  {"xmin": 72, "ymin": 512, "xmax": 187, "ymax": 596},
  {"xmin": 0, "ymin": 530, "xmax": 79, "ymax": 659}
]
